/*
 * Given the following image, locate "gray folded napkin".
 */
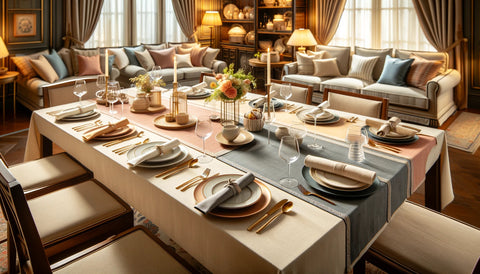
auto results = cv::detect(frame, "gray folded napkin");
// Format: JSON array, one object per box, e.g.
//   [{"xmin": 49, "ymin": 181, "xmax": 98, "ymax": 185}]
[
  {"xmin": 251, "ymin": 91, "xmax": 278, "ymax": 108},
  {"xmin": 127, "ymin": 138, "xmax": 180, "ymax": 167},
  {"xmin": 54, "ymin": 102, "xmax": 96, "ymax": 120},
  {"xmin": 195, "ymin": 172, "xmax": 255, "ymax": 214},
  {"xmin": 306, "ymin": 101, "xmax": 330, "ymax": 118},
  {"xmin": 192, "ymin": 82, "xmax": 207, "ymax": 93}
]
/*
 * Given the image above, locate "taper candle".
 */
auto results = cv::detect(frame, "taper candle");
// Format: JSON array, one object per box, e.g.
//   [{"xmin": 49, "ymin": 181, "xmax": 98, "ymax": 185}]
[
  {"xmin": 174, "ymin": 55, "xmax": 177, "ymax": 83},
  {"xmin": 105, "ymin": 51, "xmax": 109, "ymax": 77},
  {"xmin": 267, "ymin": 48, "xmax": 271, "ymax": 85}
]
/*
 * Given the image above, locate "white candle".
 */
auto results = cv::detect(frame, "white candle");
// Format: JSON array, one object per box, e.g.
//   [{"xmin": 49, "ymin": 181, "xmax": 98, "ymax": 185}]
[
  {"xmin": 267, "ymin": 48, "xmax": 271, "ymax": 85},
  {"xmin": 105, "ymin": 51, "xmax": 109, "ymax": 77},
  {"xmin": 173, "ymin": 55, "xmax": 177, "ymax": 83}
]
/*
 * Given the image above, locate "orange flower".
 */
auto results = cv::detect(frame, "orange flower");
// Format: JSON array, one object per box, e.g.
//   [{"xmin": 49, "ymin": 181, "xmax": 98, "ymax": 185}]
[
  {"xmin": 209, "ymin": 82, "xmax": 217, "ymax": 88},
  {"xmin": 224, "ymin": 86, "xmax": 238, "ymax": 99},
  {"xmin": 218, "ymin": 80, "xmax": 232, "ymax": 92}
]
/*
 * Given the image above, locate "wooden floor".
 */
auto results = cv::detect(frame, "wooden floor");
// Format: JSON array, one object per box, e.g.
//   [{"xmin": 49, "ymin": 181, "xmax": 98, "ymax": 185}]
[{"xmin": 1, "ymin": 100, "xmax": 480, "ymax": 228}]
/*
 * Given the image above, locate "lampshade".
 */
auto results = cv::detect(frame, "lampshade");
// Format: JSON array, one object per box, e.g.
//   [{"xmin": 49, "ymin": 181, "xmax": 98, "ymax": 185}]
[
  {"xmin": 286, "ymin": 28, "xmax": 317, "ymax": 52},
  {"xmin": 0, "ymin": 37, "xmax": 9, "ymax": 59},
  {"xmin": 202, "ymin": 11, "xmax": 222, "ymax": 27}
]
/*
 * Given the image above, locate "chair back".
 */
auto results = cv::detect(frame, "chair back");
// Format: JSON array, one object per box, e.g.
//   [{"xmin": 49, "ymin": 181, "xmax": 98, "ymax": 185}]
[
  {"xmin": 43, "ymin": 78, "xmax": 98, "ymax": 108},
  {"xmin": 271, "ymin": 79, "xmax": 313, "ymax": 105},
  {"xmin": 323, "ymin": 88, "xmax": 389, "ymax": 119},
  {"xmin": 0, "ymin": 157, "xmax": 52, "ymax": 273},
  {"xmin": 200, "ymin": 72, "xmax": 217, "ymax": 89}
]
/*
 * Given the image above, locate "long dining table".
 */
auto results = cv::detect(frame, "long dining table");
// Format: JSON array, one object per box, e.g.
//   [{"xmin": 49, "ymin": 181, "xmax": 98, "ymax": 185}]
[{"xmin": 24, "ymin": 89, "xmax": 453, "ymax": 273}]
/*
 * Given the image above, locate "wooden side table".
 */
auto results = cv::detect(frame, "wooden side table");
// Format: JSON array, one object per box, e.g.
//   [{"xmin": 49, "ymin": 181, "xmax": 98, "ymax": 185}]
[
  {"xmin": 1, "ymin": 71, "xmax": 20, "ymax": 124},
  {"xmin": 248, "ymin": 58, "xmax": 289, "ymax": 93}
]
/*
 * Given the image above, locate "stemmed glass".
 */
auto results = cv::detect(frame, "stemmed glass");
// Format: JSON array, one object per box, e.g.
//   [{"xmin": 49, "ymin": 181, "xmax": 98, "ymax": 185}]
[
  {"xmin": 73, "ymin": 79, "xmax": 87, "ymax": 105},
  {"xmin": 96, "ymin": 75, "xmax": 107, "ymax": 99},
  {"xmin": 288, "ymin": 122, "xmax": 307, "ymax": 145},
  {"xmin": 278, "ymin": 136, "xmax": 300, "ymax": 188},
  {"xmin": 106, "ymin": 81, "xmax": 119, "ymax": 114},
  {"xmin": 307, "ymin": 113, "xmax": 325, "ymax": 150},
  {"xmin": 280, "ymin": 84, "xmax": 292, "ymax": 112},
  {"xmin": 150, "ymin": 65, "xmax": 163, "ymax": 90},
  {"xmin": 262, "ymin": 102, "xmax": 276, "ymax": 145},
  {"xmin": 195, "ymin": 117, "xmax": 213, "ymax": 163}
]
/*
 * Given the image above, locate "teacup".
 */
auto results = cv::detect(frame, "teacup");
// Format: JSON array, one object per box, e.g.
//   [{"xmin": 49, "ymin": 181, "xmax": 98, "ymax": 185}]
[
  {"xmin": 222, "ymin": 125, "xmax": 240, "ymax": 142},
  {"xmin": 176, "ymin": 113, "xmax": 189, "ymax": 125}
]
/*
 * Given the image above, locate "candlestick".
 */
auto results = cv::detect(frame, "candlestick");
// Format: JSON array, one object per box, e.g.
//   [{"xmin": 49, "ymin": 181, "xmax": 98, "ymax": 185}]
[
  {"xmin": 266, "ymin": 83, "xmax": 271, "ymax": 119},
  {"xmin": 173, "ymin": 55, "xmax": 177, "ymax": 83},
  {"xmin": 267, "ymin": 48, "xmax": 271, "ymax": 85},
  {"xmin": 105, "ymin": 51, "xmax": 109, "ymax": 77}
]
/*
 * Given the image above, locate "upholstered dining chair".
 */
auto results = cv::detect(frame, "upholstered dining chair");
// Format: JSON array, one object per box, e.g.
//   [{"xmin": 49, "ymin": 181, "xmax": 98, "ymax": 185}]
[
  {"xmin": 200, "ymin": 72, "xmax": 217, "ymax": 88},
  {"xmin": 43, "ymin": 78, "xmax": 98, "ymax": 107},
  {"xmin": 0, "ymin": 162, "xmax": 193, "ymax": 274},
  {"xmin": 271, "ymin": 79, "xmax": 313, "ymax": 105},
  {"xmin": 354, "ymin": 201, "xmax": 480, "ymax": 274},
  {"xmin": 0, "ymin": 156, "xmax": 133, "ymax": 268},
  {"xmin": 323, "ymin": 88, "xmax": 389, "ymax": 119}
]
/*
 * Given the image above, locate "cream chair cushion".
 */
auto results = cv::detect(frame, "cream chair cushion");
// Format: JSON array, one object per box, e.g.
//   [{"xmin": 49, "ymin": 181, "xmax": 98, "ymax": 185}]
[
  {"xmin": 371, "ymin": 202, "xmax": 480, "ymax": 274},
  {"xmin": 328, "ymin": 92, "xmax": 383, "ymax": 118},
  {"xmin": 28, "ymin": 180, "xmax": 128, "ymax": 244},
  {"xmin": 10, "ymin": 153, "xmax": 88, "ymax": 192},
  {"xmin": 271, "ymin": 82, "xmax": 310, "ymax": 104}
]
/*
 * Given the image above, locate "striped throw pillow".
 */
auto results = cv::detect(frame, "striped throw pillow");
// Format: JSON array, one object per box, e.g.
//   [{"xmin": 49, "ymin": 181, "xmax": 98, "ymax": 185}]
[
  {"xmin": 406, "ymin": 54, "xmax": 443, "ymax": 90},
  {"xmin": 11, "ymin": 56, "xmax": 37, "ymax": 79},
  {"xmin": 347, "ymin": 54, "xmax": 379, "ymax": 81}
]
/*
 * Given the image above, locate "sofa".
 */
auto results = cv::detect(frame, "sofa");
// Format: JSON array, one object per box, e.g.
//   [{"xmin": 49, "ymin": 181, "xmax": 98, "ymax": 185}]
[{"xmin": 282, "ymin": 45, "xmax": 460, "ymax": 127}]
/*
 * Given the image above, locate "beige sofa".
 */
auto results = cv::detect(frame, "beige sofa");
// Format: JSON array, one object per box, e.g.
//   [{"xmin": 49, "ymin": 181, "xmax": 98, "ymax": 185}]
[{"xmin": 282, "ymin": 45, "xmax": 460, "ymax": 127}]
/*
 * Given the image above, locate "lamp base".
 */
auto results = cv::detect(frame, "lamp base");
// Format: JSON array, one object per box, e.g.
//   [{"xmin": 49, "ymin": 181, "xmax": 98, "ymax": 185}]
[
  {"xmin": 297, "ymin": 46, "xmax": 306, "ymax": 53},
  {"xmin": 0, "ymin": 67, "xmax": 7, "ymax": 75}
]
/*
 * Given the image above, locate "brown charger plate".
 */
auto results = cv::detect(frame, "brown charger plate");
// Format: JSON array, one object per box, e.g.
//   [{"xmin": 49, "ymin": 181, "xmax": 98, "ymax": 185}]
[
  {"xmin": 154, "ymin": 115, "xmax": 197, "ymax": 130},
  {"xmin": 84, "ymin": 124, "xmax": 136, "ymax": 140},
  {"xmin": 130, "ymin": 105, "xmax": 166, "ymax": 113},
  {"xmin": 194, "ymin": 174, "xmax": 271, "ymax": 218}
]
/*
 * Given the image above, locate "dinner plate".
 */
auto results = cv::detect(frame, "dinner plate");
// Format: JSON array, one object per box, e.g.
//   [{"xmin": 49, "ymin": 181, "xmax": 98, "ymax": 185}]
[
  {"xmin": 202, "ymin": 174, "xmax": 262, "ymax": 209},
  {"xmin": 85, "ymin": 124, "xmax": 135, "ymax": 139},
  {"xmin": 223, "ymin": 3, "xmax": 239, "ymax": 19},
  {"xmin": 60, "ymin": 110, "xmax": 101, "ymax": 121},
  {"xmin": 299, "ymin": 110, "xmax": 335, "ymax": 121},
  {"xmin": 367, "ymin": 125, "xmax": 415, "ymax": 140},
  {"xmin": 126, "ymin": 144, "xmax": 189, "ymax": 168},
  {"xmin": 310, "ymin": 169, "xmax": 371, "ymax": 191},
  {"xmin": 132, "ymin": 141, "xmax": 183, "ymax": 163},
  {"xmin": 215, "ymin": 129, "xmax": 254, "ymax": 146},
  {"xmin": 194, "ymin": 175, "xmax": 271, "ymax": 218},
  {"xmin": 302, "ymin": 166, "xmax": 380, "ymax": 198},
  {"xmin": 187, "ymin": 90, "xmax": 211, "ymax": 99},
  {"xmin": 363, "ymin": 126, "xmax": 419, "ymax": 145},
  {"xmin": 296, "ymin": 109, "xmax": 340, "ymax": 125},
  {"xmin": 248, "ymin": 98, "xmax": 284, "ymax": 109}
]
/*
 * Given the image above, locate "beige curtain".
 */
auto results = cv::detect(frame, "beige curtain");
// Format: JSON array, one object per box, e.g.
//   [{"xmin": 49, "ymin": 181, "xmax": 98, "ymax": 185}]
[
  {"xmin": 64, "ymin": 0, "xmax": 104, "ymax": 48},
  {"xmin": 172, "ymin": 0, "xmax": 196, "ymax": 42},
  {"xmin": 412, "ymin": 0, "xmax": 467, "ymax": 109},
  {"xmin": 315, "ymin": 0, "xmax": 347, "ymax": 45}
]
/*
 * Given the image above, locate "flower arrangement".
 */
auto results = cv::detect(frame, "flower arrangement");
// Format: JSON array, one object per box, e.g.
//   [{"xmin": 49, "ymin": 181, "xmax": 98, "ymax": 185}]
[
  {"xmin": 129, "ymin": 73, "xmax": 165, "ymax": 93},
  {"xmin": 206, "ymin": 64, "xmax": 256, "ymax": 102}
]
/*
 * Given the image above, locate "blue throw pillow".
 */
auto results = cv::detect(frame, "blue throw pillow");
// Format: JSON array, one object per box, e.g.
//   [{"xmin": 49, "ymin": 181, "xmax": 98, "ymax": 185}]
[
  {"xmin": 124, "ymin": 45, "xmax": 144, "ymax": 66},
  {"xmin": 108, "ymin": 55, "xmax": 115, "ymax": 76},
  {"xmin": 43, "ymin": 49, "xmax": 69, "ymax": 79},
  {"xmin": 377, "ymin": 55, "xmax": 414, "ymax": 86}
]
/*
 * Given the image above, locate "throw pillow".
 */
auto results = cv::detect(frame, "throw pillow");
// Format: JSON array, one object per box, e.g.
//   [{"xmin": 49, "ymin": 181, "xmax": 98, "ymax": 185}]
[
  {"xmin": 11, "ymin": 56, "xmax": 37, "ymax": 79},
  {"xmin": 315, "ymin": 45, "xmax": 351, "ymax": 75},
  {"xmin": 135, "ymin": 50, "xmax": 155, "ymax": 70},
  {"xmin": 190, "ymin": 46, "xmax": 208, "ymax": 67},
  {"xmin": 203, "ymin": 48, "xmax": 220, "ymax": 68},
  {"xmin": 29, "ymin": 55, "xmax": 59, "ymax": 83},
  {"xmin": 143, "ymin": 43, "xmax": 167, "ymax": 50},
  {"xmin": 355, "ymin": 46, "xmax": 393, "ymax": 80},
  {"xmin": 43, "ymin": 49, "xmax": 68, "ymax": 80},
  {"xmin": 107, "ymin": 48, "xmax": 129, "ymax": 70},
  {"xmin": 406, "ymin": 54, "xmax": 443, "ymax": 90},
  {"xmin": 176, "ymin": 54, "xmax": 193, "ymax": 68},
  {"xmin": 71, "ymin": 48, "xmax": 100, "ymax": 75},
  {"xmin": 296, "ymin": 51, "xmax": 325, "ymax": 75},
  {"xmin": 377, "ymin": 55, "xmax": 414, "ymax": 86},
  {"xmin": 124, "ymin": 45, "xmax": 144, "ymax": 66},
  {"xmin": 177, "ymin": 47, "xmax": 193, "ymax": 54},
  {"xmin": 149, "ymin": 47, "xmax": 175, "ymax": 68},
  {"xmin": 312, "ymin": 58, "xmax": 341, "ymax": 77},
  {"xmin": 77, "ymin": 54, "xmax": 103, "ymax": 76},
  {"xmin": 58, "ymin": 48, "xmax": 74, "ymax": 76},
  {"xmin": 347, "ymin": 54, "xmax": 379, "ymax": 81},
  {"xmin": 395, "ymin": 49, "xmax": 447, "ymax": 74}
]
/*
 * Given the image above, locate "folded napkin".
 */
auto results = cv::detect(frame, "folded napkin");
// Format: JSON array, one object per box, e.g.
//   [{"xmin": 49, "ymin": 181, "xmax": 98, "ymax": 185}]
[
  {"xmin": 127, "ymin": 138, "xmax": 181, "ymax": 167},
  {"xmin": 82, "ymin": 118, "xmax": 130, "ymax": 142},
  {"xmin": 366, "ymin": 117, "xmax": 417, "ymax": 137},
  {"xmin": 54, "ymin": 103, "xmax": 96, "ymax": 120},
  {"xmin": 304, "ymin": 155, "xmax": 376, "ymax": 186},
  {"xmin": 305, "ymin": 101, "xmax": 330, "ymax": 118},
  {"xmin": 192, "ymin": 82, "xmax": 207, "ymax": 93},
  {"xmin": 195, "ymin": 172, "xmax": 255, "ymax": 214},
  {"xmin": 251, "ymin": 91, "xmax": 279, "ymax": 108}
]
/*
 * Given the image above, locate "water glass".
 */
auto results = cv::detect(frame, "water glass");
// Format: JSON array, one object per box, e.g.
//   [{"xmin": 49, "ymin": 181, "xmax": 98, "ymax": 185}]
[
  {"xmin": 106, "ymin": 81, "xmax": 120, "ymax": 114},
  {"xmin": 262, "ymin": 102, "xmax": 276, "ymax": 145},
  {"xmin": 150, "ymin": 66, "xmax": 163, "ymax": 90},
  {"xmin": 280, "ymin": 84, "xmax": 292, "ymax": 111},
  {"xmin": 346, "ymin": 125, "xmax": 367, "ymax": 162},
  {"xmin": 195, "ymin": 117, "xmax": 213, "ymax": 163},
  {"xmin": 308, "ymin": 113, "xmax": 325, "ymax": 150},
  {"xmin": 73, "ymin": 79, "xmax": 87, "ymax": 105},
  {"xmin": 278, "ymin": 136, "xmax": 300, "ymax": 188}
]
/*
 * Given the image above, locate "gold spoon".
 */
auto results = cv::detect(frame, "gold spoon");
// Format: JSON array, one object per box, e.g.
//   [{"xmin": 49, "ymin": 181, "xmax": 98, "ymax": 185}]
[
  {"xmin": 161, "ymin": 158, "xmax": 199, "ymax": 179},
  {"xmin": 256, "ymin": 201, "xmax": 293, "ymax": 234}
]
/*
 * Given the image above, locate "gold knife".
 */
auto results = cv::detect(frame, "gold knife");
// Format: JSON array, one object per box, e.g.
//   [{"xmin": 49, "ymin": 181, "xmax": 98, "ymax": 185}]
[{"xmin": 247, "ymin": 199, "xmax": 288, "ymax": 231}]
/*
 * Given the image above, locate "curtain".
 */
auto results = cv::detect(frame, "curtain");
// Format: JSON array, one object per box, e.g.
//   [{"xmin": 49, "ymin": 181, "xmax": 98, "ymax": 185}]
[
  {"xmin": 171, "ymin": 0, "xmax": 196, "ymax": 42},
  {"xmin": 412, "ymin": 0, "xmax": 467, "ymax": 109},
  {"xmin": 315, "ymin": 0, "xmax": 347, "ymax": 45},
  {"xmin": 64, "ymin": 0, "xmax": 104, "ymax": 48},
  {"xmin": 132, "ymin": 0, "xmax": 164, "ymax": 44}
]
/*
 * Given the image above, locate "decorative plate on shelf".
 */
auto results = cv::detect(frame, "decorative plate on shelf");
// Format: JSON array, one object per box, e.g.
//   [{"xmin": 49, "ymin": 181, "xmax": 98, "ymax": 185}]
[{"xmin": 223, "ymin": 4, "xmax": 239, "ymax": 19}]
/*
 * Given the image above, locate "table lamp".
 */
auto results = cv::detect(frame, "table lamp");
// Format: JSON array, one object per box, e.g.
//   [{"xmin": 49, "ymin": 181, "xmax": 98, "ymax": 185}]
[
  {"xmin": 286, "ymin": 28, "xmax": 317, "ymax": 53},
  {"xmin": 202, "ymin": 11, "xmax": 222, "ymax": 47},
  {"xmin": 0, "ymin": 37, "xmax": 9, "ymax": 75}
]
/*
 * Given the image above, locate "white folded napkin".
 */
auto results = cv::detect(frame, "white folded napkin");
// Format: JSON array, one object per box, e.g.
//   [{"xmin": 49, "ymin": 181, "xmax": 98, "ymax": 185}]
[
  {"xmin": 251, "ymin": 91, "xmax": 278, "ymax": 108},
  {"xmin": 306, "ymin": 101, "xmax": 330, "ymax": 118},
  {"xmin": 195, "ymin": 172, "xmax": 255, "ymax": 214},
  {"xmin": 54, "ymin": 102, "xmax": 96, "ymax": 120},
  {"xmin": 365, "ymin": 117, "xmax": 418, "ymax": 137},
  {"xmin": 82, "ymin": 118, "xmax": 130, "ymax": 142},
  {"xmin": 304, "ymin": 155, "xmax": 376, "ymax": 186},
  {"xmin": 192, "ymin": 82, "xmax": 207, "ymax": 93},
  {"xmin": 127, "ymin": 138, "xmax": 181, "ymax": 167}
]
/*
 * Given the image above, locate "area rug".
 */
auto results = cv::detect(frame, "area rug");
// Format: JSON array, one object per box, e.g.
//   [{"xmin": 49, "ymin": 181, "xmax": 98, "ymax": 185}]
[{"xmin": 446, "ymin": 112, "xmax": 480, "ymax": 153}]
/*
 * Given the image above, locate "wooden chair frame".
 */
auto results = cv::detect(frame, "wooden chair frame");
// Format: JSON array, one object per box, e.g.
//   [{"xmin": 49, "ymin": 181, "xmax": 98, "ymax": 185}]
[
  {"xmin": 43, "ymin": 78, "xmax": 98, "ymax": 108},
  {"xmin": 271, "ymin": 79, "xmax": 314, "ymax": 105},
  {"xmin": 323, "ymin": 88, "xmax": 389, "ymax": 119}
]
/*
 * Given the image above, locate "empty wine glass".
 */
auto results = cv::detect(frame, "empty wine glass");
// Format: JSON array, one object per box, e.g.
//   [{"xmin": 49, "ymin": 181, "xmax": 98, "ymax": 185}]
[
  {"xmin": 308, "ymin": 113, "xmax": 325, "ymax": 150},
  {"xmin": 262, "ymin": 101, "xmax": 276, "ymax": 145},
  {"xmin": 73, "ymin": 79, "xmax": 87, "ymax": 105},
  {"xmin": 95, "ymin": 75, "xmax": 107, "ymax": 99},
  {"xmin": 150, "ymin": 66, "xmax": 163, "ymax": 90},
  {"xmin": 278, "ymin": 136, "xmax": 300, "ymax": 188},
  {"xmin": 106, "ymin": 82, "xmax": 119, "ymax": 114},
  {"xmin": 195, "ymin": 117, "xmax": 213, "ymax": 163},
  {"xmin": 280, "ymin": 84, "xmax": 292, "ymax": 112},
  {"xmin": 288, "ymin": 122, "xmax": 307, "ymax": 146}
]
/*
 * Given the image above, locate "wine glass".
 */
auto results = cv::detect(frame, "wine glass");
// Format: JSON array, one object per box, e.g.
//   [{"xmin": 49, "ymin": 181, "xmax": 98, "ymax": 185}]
[
  {"xmin": 278, "ymin": 136, "xmax": 300, "ymax": 188},
  {"xmin": 280, "ymin": 84, "xmax": 292, "ymax": 112},
  {"xmin": 150, "ymin": 65, "xmax": 163, "ymax": 90},
  {"xmin": 106, "ymin": 81, "xmax": 119, "ymax": 114},
  {"xmin": 195, "ymin": 117, "xmax": 213, "ymax": 163},
  {"xmin": 73, "ymin": 79, "xmax": 87, "ymax": 105},
  {"xmin": 307, "ymin": 113, "xmax": 325, "ymax": 150},
  {"xmin": 96, "ymin": 75, "xmax": 107, "ymax": 99},
  {"xmin": 262, "ymin": 101, "xmax": 276, "ymax": 145},
  {"xmin": 288, "ymin": 122, "xmax": 307, "ymax": 146}
]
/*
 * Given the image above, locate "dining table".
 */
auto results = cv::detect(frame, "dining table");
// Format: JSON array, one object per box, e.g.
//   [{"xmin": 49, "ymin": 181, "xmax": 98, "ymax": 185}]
[{"xmin": 24, "ymin": 88, "xmax": 453, "ymax": 273}]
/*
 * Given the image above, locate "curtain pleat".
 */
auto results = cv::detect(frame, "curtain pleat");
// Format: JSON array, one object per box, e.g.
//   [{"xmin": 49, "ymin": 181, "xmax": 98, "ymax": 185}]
[
  {"xmin": 65, "ymin": 0, "xmax": 105, "ymax": 48},
  {"xmin": 172, "ymin": 0, "xmax": 196, "ymax": 42},
  {"xmin": 316, "ymin": 0, "xmax": 347, "ymax": 45}
]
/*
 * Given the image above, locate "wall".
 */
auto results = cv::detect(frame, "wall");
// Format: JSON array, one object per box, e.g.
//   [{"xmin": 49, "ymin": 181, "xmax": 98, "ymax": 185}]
[{"xmin": 465, "ymin": 0, "xmax": 480, "ymax": 109}]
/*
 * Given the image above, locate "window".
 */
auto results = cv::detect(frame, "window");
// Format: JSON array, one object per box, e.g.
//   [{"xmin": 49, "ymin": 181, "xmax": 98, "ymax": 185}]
[
  {"xmin": 165, "ymin": 0, "xmax": 186, "ymax": 42},
  {"xmin": 330, "ymin": 0, "xmax": 435, "ymax": 51}
]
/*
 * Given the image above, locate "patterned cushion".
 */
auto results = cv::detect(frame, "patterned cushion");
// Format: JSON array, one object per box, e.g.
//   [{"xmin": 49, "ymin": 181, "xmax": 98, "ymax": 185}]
[
  {"xmin": 135, "ymin": 50, "xmax": 155, "ymax": 71},
  {"xmin": 377, "ymin": 55, "xmax": 414, "ymax": 86},
  {"xmin": 149, "ymin": 48, "xmax": 175, "ymax": 68},
  {"xmin": 296, "ymin": 51, "xmax": 325, "ymax": 75},
  {"xmin": 176, "ymin": 54, "xmax": 193, "ymax": 68},
  {"xmin": 12, "ymin": 56, "xmax": 37, "ymax": 79},
  {"xmin": 355, "ymin": 46, "xmax": 393, "ymax": 80},
  {"xmin": 107, "ymin": 48, "xmax": 129, "ymax": 70},
  {"xmin": 395, "ymin": 49, "xmax": 447, "ymax": 73},
  {"xmin": 43, "ymin": 49, "xmax": 69, "ymax": 80},
  {"xmin": 347, "ymin": 54, "xmax": 379, "ymax": 81},
  {"xmin": 77, "ymin": 55, "xmax": 103, "ymax": 76},
  {"xmin": 312, "ymin": 58, "xmax": 341, "ymax": 77},
  {"xmin": 203, "ymin": 48, "xmax": 220, "ymax": 68},
  {"xmin": 29, "ymin": 55, "xmax": 59, "ymax": 83},
  {"xmin": 406, "ymin": 54, "xmax": 443, "ymax": 90},
  {"xmin": 315, "ymin": 45, "xmax": 351, "ymax": 75}
]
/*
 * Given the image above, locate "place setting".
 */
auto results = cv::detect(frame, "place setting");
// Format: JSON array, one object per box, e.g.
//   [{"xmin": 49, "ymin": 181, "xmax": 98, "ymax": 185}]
[
  {"xmin": 183, "ymin": 82, "xmax": 213, "ymax": 99},
  {"xmin": 364, "ymin": 117, "xmax": 420, "ymax": 146},
  {"xmin": 215, "ymin": 123, "xmax": 255, "ymax": 146},
  {"xmin": 48, "ymin": 102, "xmax": 101, "ymax": 122},
  {"xmin": 248, "ymin": 95, "xmax": 284, "ymax": 110},
  {"xmin": 82, "ymin": 118, "xmax": 138, "ymax": 142},
  {"xmin": 296, "ymin": 101, "xmax": 340, "ymax": 125},
  {"xmin": 126, "ymin": 138, "xmax": 191, "ymax": 168}
]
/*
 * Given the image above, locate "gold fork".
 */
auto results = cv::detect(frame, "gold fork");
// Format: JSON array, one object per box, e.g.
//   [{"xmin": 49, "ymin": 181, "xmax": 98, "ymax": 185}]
[
  {"xmin": 298, "ymin": 184, "xmax": 336, "ymax": 205},
  {"xmin": 103, "ymin": 131, "xmax": 144, "ymax": 147},
  {"xmin": 72, "ymin": 120, "xmax": 103, "ymax": 131}
]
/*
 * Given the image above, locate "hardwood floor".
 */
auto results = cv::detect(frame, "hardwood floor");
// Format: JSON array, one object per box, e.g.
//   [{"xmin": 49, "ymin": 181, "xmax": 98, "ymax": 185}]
[{"xmin": 1, "ymin": 101, "xmax": 480, "ymax": 229}]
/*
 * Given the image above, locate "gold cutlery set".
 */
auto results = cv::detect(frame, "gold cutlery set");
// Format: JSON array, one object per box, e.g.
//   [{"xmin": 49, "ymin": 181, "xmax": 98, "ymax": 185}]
[
  {"xmin": 112, "ymin": 138, "xmax": 150, "ymax": 155},
  {"xmin": 288, "ymin": 105, "xmax": 303, "ymax": 114},
  {"xmin": 175, "ymin": 168, "xmax": 221, "ymax": 192},
  {"xmin": 155, "ymin": 158, "xmax": 199, "ymax": 179},
  {"xmin": 72, "ymin": 120, "xmax": 104, "ymax": 132},
  {"xmin": 248, "ymin": 199, "xmax": 293, "ymax": 234}
]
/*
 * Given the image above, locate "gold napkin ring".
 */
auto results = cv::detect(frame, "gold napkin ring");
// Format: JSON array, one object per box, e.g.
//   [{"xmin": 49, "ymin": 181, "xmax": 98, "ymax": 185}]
[{"xmin": 224, "ymin": 178, "xmax": 242, "ymax": 195}]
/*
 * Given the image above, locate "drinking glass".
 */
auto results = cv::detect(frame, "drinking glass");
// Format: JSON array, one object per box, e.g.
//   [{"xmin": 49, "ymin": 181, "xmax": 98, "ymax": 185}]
[
  {"xmin": 288, "ymin": 122, "xmax": 307, "ymax": 146},
  {"xmin": 346, "ymin": 125, "xmax": 367, "ymax": 162},
  {"xmin": 73, "ymin": 79, "xmax": 87, "ymax": 105},
  {"xmin": 262, "ymin": 102, "xmax": 276, "ymax": 145},
  {"xmin": 150, "ymin": 66, "xmax": 163, "ymax": 90},
  {"xmin": 307, "ymin": 113, "xmax": 325, "ymax": 150},
  {"xmin": 106, "ymin": 82, "xmax": 119, "ymax": 114},
  {"xmin": 95, "ymin": 75, "xmax": 107, "ymax": 99},
  {"xmin": 195, "ymin": 117, "xmax": 213, "ymax": 163},
  {"xmin": 280, "ymin": 84, "xmax": 292, "ymax": 112},
  {"xmin": 278, "ymin": 136, "xmax": 300, "ymax": 188}
]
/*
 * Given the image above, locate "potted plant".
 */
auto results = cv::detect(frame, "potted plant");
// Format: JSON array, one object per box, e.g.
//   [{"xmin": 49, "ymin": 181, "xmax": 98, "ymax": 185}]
[{"xmin": 254, "ymin": 51, "xmax": 261, "ymax": 60}]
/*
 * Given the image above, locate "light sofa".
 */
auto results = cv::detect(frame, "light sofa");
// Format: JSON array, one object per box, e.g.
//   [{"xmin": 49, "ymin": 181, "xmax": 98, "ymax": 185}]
[{"xmin": 282, "ymin": 45, "xmax": 460, "ymax": 127}]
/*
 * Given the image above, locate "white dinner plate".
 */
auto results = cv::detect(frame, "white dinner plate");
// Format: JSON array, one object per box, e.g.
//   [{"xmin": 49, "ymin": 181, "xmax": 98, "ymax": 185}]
[
  {"xmin": 60, "ymin": 110, "xmax": 100, "ymax": 121},
  {"xmin": 133, "ymin": 143, "xmax": 183, "ymax": 163},
  {"xmin": 202, "ymin": 174, "xmax": 262, "ymax": 209},
  {"xmin": 310, "ymin": 169, "xmax": 371, "ymax": 191},
  {"xmin": 126, "ymin": 143, "xmax": 189, "ymax": 168}
]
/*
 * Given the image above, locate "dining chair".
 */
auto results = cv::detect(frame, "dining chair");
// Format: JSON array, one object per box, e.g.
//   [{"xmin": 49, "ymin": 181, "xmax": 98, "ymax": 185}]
[
  {"xmin": 271, "ymin": 79, "xmax": 313, "ymax": 105},
  {"xmin": 354, "ymin": 201, "xmax": 480, "ymax": 274},
  {"xmin": 323, "ymin": 88, "xmax": 389, "ymax": 119},
  {"xmin": 200, "ymin": 72, "xmax": 217, "ymax": 88},
  {"xmin": 0, "ymin": 156, "xmax": 134, "ymax": 268},
  {"xmin": 43, "ymin": 78, "xmax": 98, "ymax": 107}
]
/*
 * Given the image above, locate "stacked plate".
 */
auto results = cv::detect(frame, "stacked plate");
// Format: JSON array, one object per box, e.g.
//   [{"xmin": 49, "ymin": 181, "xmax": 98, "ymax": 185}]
[
  {"xmin": 59, "ymin": 110, "xmax": 100, "ymax": 121},
  {"xmin": 296, "ymin": 109, "xmax": 340, "ymax": 125},
  {"xmin": 126, "ymin": 141, "xmax": 189, "ymax": 168},
  {"xmin": 84, "ymin": 124, "xmax": 136, "ymax": 141},
  {"xmin": 193, "ymin": 174, "xmax": 272, "ymax": 218},
  {"xmin": 186, "ymin": 89, "xmax": 212, "ymax": 99},
  {"xmin": 363, "ymin": 125, "xmax": 419, "ymax": 145},
  {"xmin": 248, "ymin": 98, "xmax": 284, "ymax": 109}
]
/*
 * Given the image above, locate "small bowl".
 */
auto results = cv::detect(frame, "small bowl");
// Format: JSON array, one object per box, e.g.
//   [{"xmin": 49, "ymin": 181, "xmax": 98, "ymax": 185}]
[
  {"xmin": 244, "ymin": 118, "xmax": 264, "ymax": 132},
  {"xmin": 259, "ymin": 40, "xmax": 273, "ymax": 50}
]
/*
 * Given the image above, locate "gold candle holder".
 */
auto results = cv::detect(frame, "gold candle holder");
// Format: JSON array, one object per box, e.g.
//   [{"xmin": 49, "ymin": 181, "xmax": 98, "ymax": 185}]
[
  {"xmin": 265, "ymin": 83, "xmax": 271, "ymax": 119},
  {"xmin": 166, "ymin": 82, "xmax": 188, "ymax": 123}
]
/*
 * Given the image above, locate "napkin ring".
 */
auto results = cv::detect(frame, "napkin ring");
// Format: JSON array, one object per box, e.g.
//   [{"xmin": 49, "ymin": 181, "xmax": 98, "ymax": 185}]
[
  {"xmin": 333, "ymin": 163, "xmax": 347, "ymax": 174},
  {"xmin": 224, "ymin": 179, "xmax": 242, "ymax": 195}
]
